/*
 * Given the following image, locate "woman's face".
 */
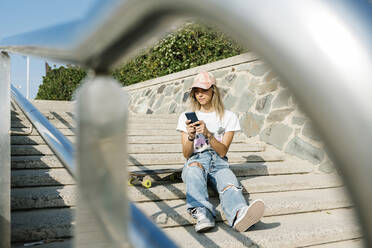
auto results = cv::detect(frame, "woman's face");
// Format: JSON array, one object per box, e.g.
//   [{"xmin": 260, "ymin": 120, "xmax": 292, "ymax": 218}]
[{"xmin": 194, "ymin": 87, "xmax": 213, "ymax": 105}]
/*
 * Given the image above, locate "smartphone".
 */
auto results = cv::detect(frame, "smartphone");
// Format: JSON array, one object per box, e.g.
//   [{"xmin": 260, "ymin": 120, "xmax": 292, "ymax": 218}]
[{"xmin": 185, "ymin": 112, "xmax": 199, "ymax": 125}]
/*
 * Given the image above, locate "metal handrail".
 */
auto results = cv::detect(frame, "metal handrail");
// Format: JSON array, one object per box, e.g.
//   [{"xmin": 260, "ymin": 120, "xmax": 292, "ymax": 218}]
[
  {"xmin": 2, "ymin": 0, "xmax": 372, "ymax": 247},
  {"xmin": 11, "ymin": 85, "xmax": 75, "ymax": 175},
  {"xmin": 10, "ymin": 85, "xmax": 177, "ymax": 248}
]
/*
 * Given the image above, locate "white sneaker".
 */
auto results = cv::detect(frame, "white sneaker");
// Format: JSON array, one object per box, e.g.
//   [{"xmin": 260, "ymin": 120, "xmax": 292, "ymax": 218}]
[
  {"xmin": 233, "ymin": 199, "xmax": 265, "ymax": 232},
  {"xmin": 190, "ymin": 207, "xmax": 215, "ymax": 232}
]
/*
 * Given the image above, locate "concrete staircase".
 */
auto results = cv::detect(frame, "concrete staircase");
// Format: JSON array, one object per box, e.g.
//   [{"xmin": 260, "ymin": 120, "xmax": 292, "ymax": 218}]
[{"xmin": 10, "ymin": 101, "xmax": 363, "ymax": 247}]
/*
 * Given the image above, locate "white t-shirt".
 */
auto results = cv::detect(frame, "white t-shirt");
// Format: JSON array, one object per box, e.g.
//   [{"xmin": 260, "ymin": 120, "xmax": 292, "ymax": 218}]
[{"xmin": 176, "ymin": 110, "xmax": 241, "ymax": 153}]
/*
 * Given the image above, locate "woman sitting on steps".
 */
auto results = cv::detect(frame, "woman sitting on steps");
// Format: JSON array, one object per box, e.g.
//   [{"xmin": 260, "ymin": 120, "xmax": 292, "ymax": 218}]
[{"xmin": 176, "ymin": 71, "xmax": 265, "ymax": 233}]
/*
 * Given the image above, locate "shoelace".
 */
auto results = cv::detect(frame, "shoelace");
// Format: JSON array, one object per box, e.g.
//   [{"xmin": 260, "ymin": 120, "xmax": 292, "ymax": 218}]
[{"xmin": 190, "ymin": 207, "xmax": 203, "ymax": 219}]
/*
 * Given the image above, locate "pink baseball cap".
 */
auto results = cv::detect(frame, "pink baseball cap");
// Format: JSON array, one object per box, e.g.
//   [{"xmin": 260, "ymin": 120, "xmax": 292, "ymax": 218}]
[{"xmin": 191, "ymin": 71, "xmax": 216, "ymax": 90}]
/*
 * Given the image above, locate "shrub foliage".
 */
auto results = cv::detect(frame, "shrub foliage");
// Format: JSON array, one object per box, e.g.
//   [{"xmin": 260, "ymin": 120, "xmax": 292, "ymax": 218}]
[
  {"xmin": 112, "ymin": 23, "xmax": 244, "ymax": 86},
  {"xmin": 36, "ymin": 23, "xmax": 243, "ymax": 100},
  {"xmin": 36, "ymin": 65, "xmax": 86, "ymax": 100}
]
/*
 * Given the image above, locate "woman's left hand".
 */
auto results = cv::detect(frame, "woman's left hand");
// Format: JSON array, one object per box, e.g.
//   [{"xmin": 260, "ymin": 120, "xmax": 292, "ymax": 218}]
[{"xmin": 195, "ymin": 120, "xmax": 211, "ymax": 138}]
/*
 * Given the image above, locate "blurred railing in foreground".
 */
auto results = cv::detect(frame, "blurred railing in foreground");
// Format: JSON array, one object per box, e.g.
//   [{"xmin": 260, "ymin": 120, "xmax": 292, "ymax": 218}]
[{"xmin": 1, "ymin": 0, "xmax": 372, "ymax": 247}]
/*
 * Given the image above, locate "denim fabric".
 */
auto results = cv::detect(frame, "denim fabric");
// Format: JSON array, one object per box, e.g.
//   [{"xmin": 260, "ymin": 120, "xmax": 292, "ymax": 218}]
[{"xmin": 182, "ymin": 149, "xmax": 248, "ymax": 226}]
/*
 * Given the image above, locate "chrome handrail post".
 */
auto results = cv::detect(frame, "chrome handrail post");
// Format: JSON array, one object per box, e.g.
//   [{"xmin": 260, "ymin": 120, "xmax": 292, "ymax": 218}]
[
  {"xmin": 74, "ymin": 75, "xmax": 130, "ymax": 248},
  {"xmin": 0, "ymin": 51, "xmax": 11, "ymax": 248}
]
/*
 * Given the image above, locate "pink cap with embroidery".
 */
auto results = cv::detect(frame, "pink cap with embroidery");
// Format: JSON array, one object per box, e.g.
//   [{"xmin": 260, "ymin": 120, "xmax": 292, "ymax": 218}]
[{"xmin": 191, "ymin": 71, "xmax": 216, "ymax": 90}]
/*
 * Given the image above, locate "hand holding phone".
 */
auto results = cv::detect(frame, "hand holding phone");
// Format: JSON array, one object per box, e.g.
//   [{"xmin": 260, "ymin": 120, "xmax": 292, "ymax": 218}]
[{"xmin": 185, "ymin": 112, "xmax": 199, "ymax": 125}]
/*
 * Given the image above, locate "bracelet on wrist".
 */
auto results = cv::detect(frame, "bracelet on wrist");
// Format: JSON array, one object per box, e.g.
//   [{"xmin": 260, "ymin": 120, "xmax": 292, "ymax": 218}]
[{"xmin": 188, "ymin": 136, "xmax": 195, "ymax": 142}]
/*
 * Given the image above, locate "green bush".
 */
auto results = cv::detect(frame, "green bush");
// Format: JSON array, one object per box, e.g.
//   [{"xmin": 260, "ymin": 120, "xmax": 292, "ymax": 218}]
[
  {"xmin": 36, "ymin": 65, "xmax": 86, "ymax": 100},
  {"xmin": 36, "ymin": 22, "xmax": 244, "ymax": 100},
  {"xmin": 113, "ymin": 23, "xmax": 244, "ymax": 86}
]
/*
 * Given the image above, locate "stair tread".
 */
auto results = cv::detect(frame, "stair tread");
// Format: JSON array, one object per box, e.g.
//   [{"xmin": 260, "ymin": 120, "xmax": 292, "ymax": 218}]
[
  {"xmin": 306, "ymin": 239, "xmax": 363, "ymax": 248},
  {"xmin": 12, "ymin": 185, "xmax": 352, "ymax": 223},
  {"xmin": 11, "ymin": 154, "xmax": 286, "ymax": 170},
  {"xmin": 11, "ymin": 127, "xmax": 252, "ymax": 139},
  {"xmin": 126, "ymin": 149, "xmax": 285, "ymax": 165},
  {"xmin": 12, "ymin": 185, "xmax": 77, "ymax": 210},
  {"xmin": 128, "ymin": 173, "xmax": 343, "ymax": 202},
  {"xmin": 12, "ymin": 239, "xmax": 72, "ymax": 248},
  {"xmin": 11, "ymin": 207, "xmax": 361, "ymax": 247},
  {"xmin": 10, "ymin": 158, "xmax": 315, "ymax": 209},
  {"xmin": 11, "ymin": 155, "xmax": 63, "ymax": 169},
  {"xmin": 11, "ymin": 159, "xmax": 317, "ymax": 188},
  {"xmin": 10, "ymin": 108, "xmax": 356, "ymax": 247},
  {"xmin": 11, "ymin": 208, "xmax": 74, "ymax": 243},
  {"xmin": 11, "ymin": 168, "xmax": 75, "ymax": 187},
  {"xmin": 11, "ymin": 135, "xmax": 249, "ymax": 145},
  {"xmin": 162, "ymin": 208, "xmax": 361, "ymax": 248},
  {"xmin": 11, "ymin": 143, "xmax": 265, "ymax": 155},
  {"xmin": 11, "ymin": 149, "xmax": 284, "ymax": 169},
  {"xmin": 127, "ymin": 158, "xmax": 313, "ymax": 175},
  {"xmin": 135, "ymin": 187, "xmax": 353, "ymax": 228},
  {"xmin": 12, "ymin": 120, "xmax": 183, "ymax": 129}
]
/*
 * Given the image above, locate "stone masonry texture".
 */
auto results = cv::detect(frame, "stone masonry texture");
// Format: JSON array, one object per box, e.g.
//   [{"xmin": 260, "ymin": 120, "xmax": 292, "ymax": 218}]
[{"xmin": 124, "ymin": 53, "xmax": 328, "ymax": 166}]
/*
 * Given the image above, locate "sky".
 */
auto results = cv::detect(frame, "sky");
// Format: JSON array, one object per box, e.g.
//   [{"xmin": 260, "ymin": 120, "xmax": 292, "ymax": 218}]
[{"xmin": 0, "ymin": 0, "xmax": 98, "ymax": 99}]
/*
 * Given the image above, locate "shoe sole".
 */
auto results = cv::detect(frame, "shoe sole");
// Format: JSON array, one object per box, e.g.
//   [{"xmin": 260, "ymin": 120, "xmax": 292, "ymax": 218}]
[
  {"xmin": 234, "ymin": 199, "xmax": 265, "ymax": 232},
  {"xmin": 195, "ymin": 222, "xmax": 215, "ymax": 232}
]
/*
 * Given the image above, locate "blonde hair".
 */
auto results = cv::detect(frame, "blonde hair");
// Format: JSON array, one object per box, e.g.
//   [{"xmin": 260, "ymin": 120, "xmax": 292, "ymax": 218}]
[{"xmin": 189, "ymin": 85, "xmax": 225, "ymax": 120}]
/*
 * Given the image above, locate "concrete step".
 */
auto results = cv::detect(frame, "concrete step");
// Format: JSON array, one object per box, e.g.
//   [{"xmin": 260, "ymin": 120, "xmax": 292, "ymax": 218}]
[
  {"xmin": 163, "ymin": 208, "xmax": 361, "ymax": 248},
  {"xmin": 12, "ymin": 145, "xmax": 55, "ymax": 156},
  {"xmin": 11, "ymin": 120, "xmax": 74, "ymax": 129},
  {"xmin": 10, "ymin": 127, "xmax": 251, "ymax": 139},
  {"xmin": 11, "ymin": 113, "xmax": 74, "ymax": 123},
  {"xmin": 306, "ymin": 239, "xmax": 363, "ymax": 247},
  {"xmin": 11, "ymin": 143, "xmax": 264, "ymax": 156},
  {"xmin": 127, "ymin": 159, "xmax": 314, "ymax": 176},
  {"xmin": 10, "ymin": 105, "xmax": 358, "ymax": 247},
  {"xmin": 10, "ymin": 149, "xmax": 310, "ymax": 172},
  {"xmin": 11, "ymin": 160, "xmax": 314, "ymax": 210},
  {"xmin": 12, "ymin": 112, "xmax": 181, "ymax": 120},
  {"xmin": 11, "ymin": 208, "xmax": 74, "ymax": 243},
  {"xmin": 11, "ymin": 111, "xmax": 178, "ymax": 120},
  {"xmin": 127, "ymin": 150, "xmax": 284, "ymax": 166},
  {"xmin": 11, "ymin": 111, "xmax": 73, "ymax": 119},
  {"xmin": 11, "ymin": 149, "xmax": 282, "ymax": 170},
  {"xmin": 11, "ymin": 134, "xmax": 250, "ymax": 145},
  {"xmin": 12, "ymin": 239, "xmax": 72, "ymax": 248},
  {"xmin": 10, "ymin": 158, "xmax": 312, "ymax": 188},
  {"xmin": 12, "ymin": 114, "xmax": 179, "ymax": 125},
  {"xmin": 12, "ymin": 184, "xmax": 352, "ymax": 221},
  {"xmin": 10, "ymin": 208, "xmax": 362, "ymax": 247},
  {"xmin": 135, "ymin": 187, "xmax": 353, "ymax": 228},
  {"xmin": 11, "ymin": 127, "xmax": 49, "ymax": 136},
  {"xmin": 11, "ymin": 135, "xmax": 55, "ymax": 145},
  {"xmin": 128, "ymin": 173, "xmax": 343, "ymax": 202},
  {"xmin": 129, "ymin": 143, "xmax": 264, "ymax": 153},
  {"xmin": 12, "ymin": 185, "xmax": 76, "ymax": 210},
  {"xmin": 11, "ymin": 152, "xmax": 286, "ymax": 170},
  {"xmin": 11, "ymin": 156, "xmax": 63, "ymax": 169},
  {"xmin": 12, "ymin": 119, "xmax": 182, "ymax": 130},
  {"xmin": 11, "ymin": 169, "xmax": 75, "ymax": 188}
]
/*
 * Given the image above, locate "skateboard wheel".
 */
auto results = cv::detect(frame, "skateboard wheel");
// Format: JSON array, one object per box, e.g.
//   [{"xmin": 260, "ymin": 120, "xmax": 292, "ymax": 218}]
[
  {"xmin": 128, "ymin": 177, "xmax": 135, "ymax": 186},
  {"xmin": 142, "ymin": 179, "xmax": 152, "ymax": 188},
  {"xmin": 170, "ymin": 174, "xmax": 177, "ymax": 182}
]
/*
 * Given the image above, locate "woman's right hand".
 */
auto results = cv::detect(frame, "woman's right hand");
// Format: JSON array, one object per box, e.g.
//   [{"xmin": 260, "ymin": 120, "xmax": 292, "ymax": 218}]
[{"xmin": 185, "ymin": 120, "xmax": 196, "ymax": 140}]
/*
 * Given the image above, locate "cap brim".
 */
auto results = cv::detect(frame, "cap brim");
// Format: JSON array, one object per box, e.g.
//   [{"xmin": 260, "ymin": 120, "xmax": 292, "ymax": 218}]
[{"xmin": 190, "ymin": 81, "xmax": 213, "ymax": 90}]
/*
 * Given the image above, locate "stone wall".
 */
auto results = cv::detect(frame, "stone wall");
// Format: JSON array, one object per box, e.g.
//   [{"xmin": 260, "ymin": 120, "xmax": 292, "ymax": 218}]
[{"xmin": 124, "ymin": 53, "xmax": 333, "ymax": 172}]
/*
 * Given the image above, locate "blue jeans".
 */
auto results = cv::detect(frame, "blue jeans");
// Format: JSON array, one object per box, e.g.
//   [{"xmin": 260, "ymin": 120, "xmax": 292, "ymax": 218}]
[{"xmin": 181, "ymin": 149, "xmax": 248, "ymax": 226}]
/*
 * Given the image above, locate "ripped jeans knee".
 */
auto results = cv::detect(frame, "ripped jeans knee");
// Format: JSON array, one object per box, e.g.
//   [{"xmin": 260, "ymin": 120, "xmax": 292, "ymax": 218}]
[
  {"xmin": 188, "ymin": 162, "xmax": 204, "ymax": 169},
  {"xmin": 219, "ymin": 183, "xmax": 243, "ymax": 194},
  {"xmin": 182, "ymin": 161, "xmax": 206, "ymax": 183}
]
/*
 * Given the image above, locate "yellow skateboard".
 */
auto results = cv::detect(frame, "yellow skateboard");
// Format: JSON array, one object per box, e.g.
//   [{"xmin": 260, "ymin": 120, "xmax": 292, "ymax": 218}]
[{"xmin": 128, "ymin": 168, "xmax": 182, "ymax": 188}]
